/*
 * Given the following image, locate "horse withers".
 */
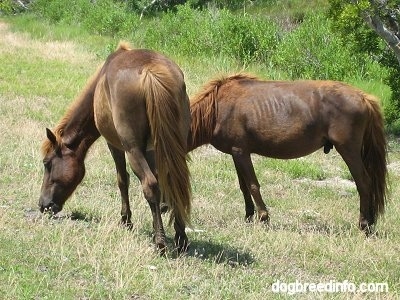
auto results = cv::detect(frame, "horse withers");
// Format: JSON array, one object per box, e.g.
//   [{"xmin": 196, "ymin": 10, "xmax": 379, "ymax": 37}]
[
  {"xmin": 189, "ymin": 74, "xmax": 388, "ymax": 233},
  {"xmin": 39, "ymin": 43, "xmax": 192, "ymax": 253}
]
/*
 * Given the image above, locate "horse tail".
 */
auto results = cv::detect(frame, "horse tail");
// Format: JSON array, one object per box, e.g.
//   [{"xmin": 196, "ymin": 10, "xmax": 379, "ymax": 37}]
[
  {"xmin": 362, "ymin": 94, "xmax": 388, "ymax": 223},
  {"xmin": 140, "ymin": 63, "xmax": 191, "ymax": 226}
]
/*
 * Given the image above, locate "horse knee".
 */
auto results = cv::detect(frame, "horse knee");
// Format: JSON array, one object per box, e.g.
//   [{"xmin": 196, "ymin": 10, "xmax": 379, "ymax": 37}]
[{"xmin": 142, "ymin": 178, "xmax": 159, "ymax": 205}]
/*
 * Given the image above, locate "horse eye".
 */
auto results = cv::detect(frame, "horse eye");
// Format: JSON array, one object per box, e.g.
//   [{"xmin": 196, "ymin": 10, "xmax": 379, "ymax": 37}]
[{"xmin": 43, "ymin": 160, "xmax": 52, "ymax": 171}]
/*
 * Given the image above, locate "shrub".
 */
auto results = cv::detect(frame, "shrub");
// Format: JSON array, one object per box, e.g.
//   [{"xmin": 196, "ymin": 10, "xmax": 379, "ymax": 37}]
[
  {"xmin": 135, "ymin": 4, "xmax": 278, "ymax": 64},
  {"xmin": 30, "ymin": 0, "xmax": 138, "ymax": 37},
  {"xmin": 270, "ymin": 13, "xmax": 369, "ymax": 80}
]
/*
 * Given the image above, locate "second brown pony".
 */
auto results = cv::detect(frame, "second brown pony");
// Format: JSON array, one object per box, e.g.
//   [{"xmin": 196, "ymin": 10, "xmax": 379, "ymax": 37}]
[
  {"xmin": 189, "ymin": 74, "xmax": 387, "ymax": 232},
  {"xmin": 38, "ymin": 43, "xmax": 191, "ymax": 253}
]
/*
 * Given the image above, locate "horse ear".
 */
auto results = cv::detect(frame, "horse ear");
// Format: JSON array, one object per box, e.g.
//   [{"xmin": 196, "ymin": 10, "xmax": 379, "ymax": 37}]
[{"xmin": 46, "ymin": 128, "xmax": 58, "ymax": 145}]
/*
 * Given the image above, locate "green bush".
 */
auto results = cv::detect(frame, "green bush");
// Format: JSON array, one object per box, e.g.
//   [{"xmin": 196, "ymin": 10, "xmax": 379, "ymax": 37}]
[
  {"xmin": 26, "ymin": 0, "xmax": 388, "ymax": 84},
  {"xmin": 327, "ymin": 0, "xmax": 399, "ymax": 131},
  {"xmin": 31, "ymin": 0, "xmax": 137, "ymax": 37},
  {"xmin": 83, "ymin": 1, "xmax": 138, "ymax": 36},
  {"xmin": 271, "ymin": 13, "xmax": 372, "ymax": 80},
  {"xmin": 216, "ymin": 11, "xmax": 278, "ymax": 64},
  {"xmin": 0, "ymin": 0, "xmax": 27, "ymax": 15},
  {"xmin": 383, "ymin": 65, "xmax": 400, "ymax": 133},
  {"xmin": 135, "ymin": 4, "xmax": 278, "ymax": 63}
]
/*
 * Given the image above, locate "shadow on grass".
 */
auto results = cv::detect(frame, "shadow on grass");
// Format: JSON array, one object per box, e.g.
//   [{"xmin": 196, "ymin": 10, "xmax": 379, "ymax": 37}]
[
  {"xmin": 184, "ymin": 237, "xmax": 255, "ymax": 267},
  {"xmin": 139, "ymin": 227, "xmax": 255, "ymax": 266},
  {"xmin": 68, "ymin": 210, "xmax": 100, "ymax": 223},
  {"xmin": 25, "ymin": 208, "xmax": 101, "ymax": 224}
]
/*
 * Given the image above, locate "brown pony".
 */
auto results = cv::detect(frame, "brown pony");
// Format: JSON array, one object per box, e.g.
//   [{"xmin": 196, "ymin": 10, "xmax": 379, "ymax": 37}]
[
  {"xmin": 39, "ymin": 43, "xmax": 191, "ymax": 253},
  {"xmin": 189, "ymin": 73, "xmax": 387, "ymax": 233}
]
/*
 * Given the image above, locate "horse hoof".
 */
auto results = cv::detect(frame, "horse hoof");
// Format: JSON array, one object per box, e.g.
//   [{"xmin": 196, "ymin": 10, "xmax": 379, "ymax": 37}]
[
  {"xmin": 245, "ymin": 214, "xmax": 254, "ymax": 223},
  {"xmin": 120, "ymin": 218, "xmax": 133, "ymax": 230},
  {"xmin": 359, "ymin": 219, "xmax": 375, "ymax": 236},
  {"xmin": 259, "ymin": 212, "xmax": 270, "ymax": 224}
]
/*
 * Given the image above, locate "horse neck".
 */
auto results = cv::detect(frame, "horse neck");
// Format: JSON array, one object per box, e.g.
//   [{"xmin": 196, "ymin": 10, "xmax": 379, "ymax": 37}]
[
  {"xmin": 61, "ymin": 79, "xmax": 100, "ymax": 160},
  {"xmin": 188, "ymin": 95, "xmax": 216, "ymax": 151}
]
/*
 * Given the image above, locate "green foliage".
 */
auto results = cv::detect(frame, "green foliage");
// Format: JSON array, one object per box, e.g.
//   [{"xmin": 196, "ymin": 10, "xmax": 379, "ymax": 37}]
[
  {"xmin": 0, "ymin": 0, "xmax": 27, "ymax": 15},
  {"xmin": 125, "ymin": 0, "xmax": 268, "ymax": 14},
  {"xmin": 0, "ymin": 0, "xmax": 14, "ymax": 14},
  {"xmin": 327, "ymin": 0, "xmax": 400, "ymax": 131},
  {"xmin": 383, "ymin": 65, "xmax": 400, "ymax": 133},
  {"xmin": 135, "ymin": 4, "xmax": 278, "ymax": 63},
  {"xmin": 21, "ymin": 0, "xmax": 389, "ymax": 84},
  {"xmin": 271, "ymin": 13, "xmax": 364, "ymax": 79},
  {"xmin": 30, "ymin": 0, "xmax": 137, "ymax": 36}
]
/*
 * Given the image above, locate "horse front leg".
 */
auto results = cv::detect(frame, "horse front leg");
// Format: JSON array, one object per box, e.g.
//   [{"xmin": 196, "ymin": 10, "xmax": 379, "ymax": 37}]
[
  {"xmin": 107, "ymin": 143, "xmax": 132, "ymax": 228},
  {"xmin": 126, "ymin": 148, "xmax": 167, "ymax": 254},
  {"xmin": 231, "ymin": 148, "xmax": 269, "ymax": 223}
]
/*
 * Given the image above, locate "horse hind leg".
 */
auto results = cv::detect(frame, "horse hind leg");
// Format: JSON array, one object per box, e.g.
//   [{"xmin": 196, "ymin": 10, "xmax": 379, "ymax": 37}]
[
  {"xmin": 107, "ymin": 143, "xmax": 132, "ymax": 229},
  {"xmin": 145, "ymin": 148, "xmax": 188, "ymax": 253},
  {"xmin": 126, "ymin": 147, "xmax": 167, "ymax": 254},
  {"xmin": 335, "ymin": 143, "xmax": 373, "ymax": 233},
  {"xmin": 231, "ymin": 149, "xmax": 269, "ymax": 223}
]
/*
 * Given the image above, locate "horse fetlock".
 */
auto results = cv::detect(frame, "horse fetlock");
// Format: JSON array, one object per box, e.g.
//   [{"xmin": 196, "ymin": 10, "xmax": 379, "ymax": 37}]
[{"xmin": 152, "ymin": 233, "xmax": 167, "ymax": 254}]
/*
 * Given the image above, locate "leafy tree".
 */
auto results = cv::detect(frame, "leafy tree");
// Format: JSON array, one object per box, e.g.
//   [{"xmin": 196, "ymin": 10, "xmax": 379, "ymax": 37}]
[{"xmin": 328, "ymin": 0, "xmax": 400, "ymax": 130}]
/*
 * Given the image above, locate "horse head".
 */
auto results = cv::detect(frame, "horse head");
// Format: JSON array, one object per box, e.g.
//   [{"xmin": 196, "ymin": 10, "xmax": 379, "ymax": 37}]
[{"xmin": 38, "ymin": 128, "xmax": 85, "ymax": 214}]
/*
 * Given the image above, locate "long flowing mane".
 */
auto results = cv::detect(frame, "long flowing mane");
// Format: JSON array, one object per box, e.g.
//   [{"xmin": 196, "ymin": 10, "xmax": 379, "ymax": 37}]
[
  {"xmin": 40, "ymin": 42, "xmax": 134, "ymax": 157},
  {"xmin": 40, "ymin": 66, "xmax": 103, "ymax": 156},
  {"xmin": 189, "ymin": 73, "xmax": 258, "ymax": 148}
]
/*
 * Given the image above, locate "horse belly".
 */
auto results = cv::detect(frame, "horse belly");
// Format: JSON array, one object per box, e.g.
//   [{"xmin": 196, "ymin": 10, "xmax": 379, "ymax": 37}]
[{"xmin": 251, "ymin": 132, "xmax": 325, "ymax": 159}]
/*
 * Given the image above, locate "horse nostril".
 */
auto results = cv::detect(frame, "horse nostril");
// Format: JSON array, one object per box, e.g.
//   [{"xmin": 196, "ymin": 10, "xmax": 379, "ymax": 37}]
[{"xmin": 39, "ymin": 201, "xmax": 55, "ymax": 214}]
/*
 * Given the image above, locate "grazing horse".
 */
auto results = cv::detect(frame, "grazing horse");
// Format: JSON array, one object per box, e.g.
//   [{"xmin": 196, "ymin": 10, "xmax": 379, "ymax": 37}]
[
  {"xmin": 189, "ymin": 73, "xmax": 387, "ymax": 232},
  {"xmin": 39, "ymin": 43, "xmax": 191, "ymax": 253}
]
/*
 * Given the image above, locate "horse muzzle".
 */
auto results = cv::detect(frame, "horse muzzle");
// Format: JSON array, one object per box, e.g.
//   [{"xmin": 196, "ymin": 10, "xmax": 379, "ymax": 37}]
[{"xmin": 38, "ymin": 198, "xmax": 61, "ymax": 215}]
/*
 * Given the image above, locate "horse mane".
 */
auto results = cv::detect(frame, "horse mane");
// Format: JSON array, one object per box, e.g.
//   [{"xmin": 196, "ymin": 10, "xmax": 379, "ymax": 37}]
[
  {"xmin": 41, "ymin": 64, "xmax": 104, "ymax": 156},
  {"xmin": 189, "ymin": 73, "xmax": 259, "ymax": 148},
  {"xmin": 117, "ymin": 41, "xmax": 133, "ymax": 51},
  {"xmin": 41, "ymin": 41, "xmax": 135, "ymax": 156}
]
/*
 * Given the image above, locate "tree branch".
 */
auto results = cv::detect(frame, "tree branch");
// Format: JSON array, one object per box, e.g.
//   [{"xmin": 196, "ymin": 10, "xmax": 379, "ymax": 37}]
[
  {"xmin": 360, "ymin": 0, "xmax": 400, "ymax": 64},
  {"xmin": 140, "ymin": 0, "xmax": 159, "ymax": 20}
]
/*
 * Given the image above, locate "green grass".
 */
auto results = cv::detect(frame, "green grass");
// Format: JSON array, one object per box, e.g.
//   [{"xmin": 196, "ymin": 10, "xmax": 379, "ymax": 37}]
[{"xmin": 1, "ymin": 16, "xmax": 399, "ymax": 299}]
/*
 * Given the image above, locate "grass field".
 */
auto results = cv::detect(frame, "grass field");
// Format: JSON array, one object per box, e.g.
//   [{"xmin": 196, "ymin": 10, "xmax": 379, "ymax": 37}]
[{"xmin": 1, "ymin": 17, "xmax": 399, "ymax": 299}]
